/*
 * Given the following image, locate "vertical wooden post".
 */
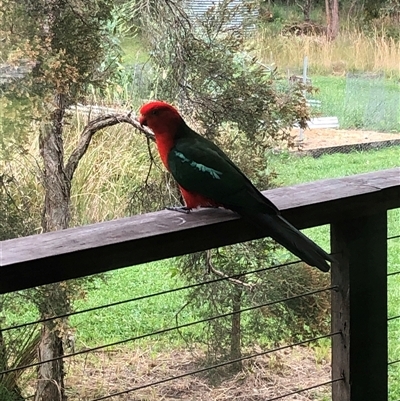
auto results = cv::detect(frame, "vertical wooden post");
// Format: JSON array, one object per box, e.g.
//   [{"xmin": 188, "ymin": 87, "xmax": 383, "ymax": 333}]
[{"xmin": 331, "ymin": 212, "xmax": 388, "ymax": 401}]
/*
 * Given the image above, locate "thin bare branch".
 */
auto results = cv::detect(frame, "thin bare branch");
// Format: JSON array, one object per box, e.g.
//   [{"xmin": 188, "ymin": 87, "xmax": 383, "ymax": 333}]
[
  {"xmin": 206, "ymin": 250, "xmax": 255, "ymax": 289},
  {"xmin": 144, "ymin": 137, "xmax": 157, "ymax": 187},
  {"xmin": 64, "ymin": 113, "xmax": 154, "ymax": 182}
]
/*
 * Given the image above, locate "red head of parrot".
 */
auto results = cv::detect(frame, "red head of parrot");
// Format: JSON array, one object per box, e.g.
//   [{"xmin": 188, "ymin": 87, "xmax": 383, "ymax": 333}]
[{"xmin": 139, "ymin": 101, "xmax": 183, "ymax": 168}]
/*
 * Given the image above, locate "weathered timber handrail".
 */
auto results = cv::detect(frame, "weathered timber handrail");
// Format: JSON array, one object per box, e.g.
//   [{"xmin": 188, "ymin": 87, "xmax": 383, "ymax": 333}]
[{"xmin": 0, "ymin": 168, "xmax": 399, "ymax": 294}]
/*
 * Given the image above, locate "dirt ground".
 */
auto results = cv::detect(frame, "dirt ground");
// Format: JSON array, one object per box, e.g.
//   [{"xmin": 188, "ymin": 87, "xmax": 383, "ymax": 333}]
[
  {"xmin": 290, "ymin": 128, "xmax": 400, "ymax": 151},
  {"xmin": 65, "ymin": 345, "xmax": 331, "ymax": 401}
]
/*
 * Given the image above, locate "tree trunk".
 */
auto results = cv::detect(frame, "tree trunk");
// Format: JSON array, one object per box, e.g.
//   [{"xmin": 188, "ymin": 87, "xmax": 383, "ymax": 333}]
[
  {"xmin": 34, "ymin": 313, "xmax": 67, "ymax": 401},
  {"xmin": 325, "ymin": 0, "xmax": 339, "ymax": 40},
  {"xmin": 40, "ymin": 95, "xmax": 71, "ymax": 232},
  {"xmin": 35, "ymin": 93, "xmax": 70, "ymax": 401},
  {"xmin": 303, "ymin": 0, "xmax": 312, "ymax": 22},
  {"xmin": 230, "ymin": 286, "xmax": 243, "ymax": 372}
]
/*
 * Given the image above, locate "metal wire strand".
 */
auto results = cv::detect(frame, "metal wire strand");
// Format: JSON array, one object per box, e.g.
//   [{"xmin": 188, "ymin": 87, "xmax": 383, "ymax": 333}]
[
  {"xmin": 266, "ymin": 377, "xmax": 343, "ymax": 401},
  {"xmin": 89, "ymin": 332, "xmax": 341, "ymax": 401},
  {"xmin": 0, "ymin": 285, "xmax": 336, "ymax": 375},
  {"xmin": 388, "ymin": 271, "xmax": 400, "ymax": 277},
  {"xmin": 388, "ymin": 359, "xmax": 400, "ymax": 366},
  {"xmin": 1, "ymin": 260, "xmax": 300, "ymax": 333},
  {"xmin": 388, "ymin": 315, "xmax": 400, "ymax": 321},
  {"xmin": 387, "ymin": 234, "xmax": 400, "ymax": 240}
]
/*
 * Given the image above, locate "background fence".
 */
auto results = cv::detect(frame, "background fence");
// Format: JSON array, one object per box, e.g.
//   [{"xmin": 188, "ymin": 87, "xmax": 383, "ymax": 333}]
[{"xmin": 288, "ymin": 57, "xmax": 400, "ymax": 133}]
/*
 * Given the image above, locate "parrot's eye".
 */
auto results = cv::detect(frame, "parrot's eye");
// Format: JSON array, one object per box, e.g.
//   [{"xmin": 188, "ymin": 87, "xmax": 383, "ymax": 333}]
[{"xmin": 150, "ymin": 109, "xmax": 160, "ymax": 116}]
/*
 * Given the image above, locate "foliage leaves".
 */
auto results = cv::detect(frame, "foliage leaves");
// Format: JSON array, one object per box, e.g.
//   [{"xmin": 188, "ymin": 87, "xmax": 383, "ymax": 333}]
[
  {"xmin": 136, "ymin": 0, "xmax": 310, "ymax": 141},
  {"xmin": 1, "ymin": 0, "xmax": 116, "ymax": 102}
]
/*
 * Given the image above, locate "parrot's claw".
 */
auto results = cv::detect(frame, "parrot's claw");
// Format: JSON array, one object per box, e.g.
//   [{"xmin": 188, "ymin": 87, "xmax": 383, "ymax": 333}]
[{"xmin": 166, "ymin": 206, "xmax": 191, "ymax": 214}]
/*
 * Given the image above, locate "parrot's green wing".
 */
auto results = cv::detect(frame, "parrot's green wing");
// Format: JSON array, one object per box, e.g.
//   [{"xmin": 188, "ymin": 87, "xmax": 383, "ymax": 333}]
[{"xmin": 167, "ymin": 127, "xmax": 278, "ymax": 215}]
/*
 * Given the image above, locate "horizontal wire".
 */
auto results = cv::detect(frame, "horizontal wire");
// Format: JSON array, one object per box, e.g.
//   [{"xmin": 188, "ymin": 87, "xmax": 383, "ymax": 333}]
[
  {"xmin": 0, "ymin": 285, "xmax": 336, "ymax": 376},
  {"xmin": 1, "ymin": 260, "xmax": 300, "ymax": 333},
  {"xmin": 90, "ymin": 332, "xmax": 340, "ymax": 401},
  {"xmin": 388, "ymin": 315, "xmax": 400, "ymax": 321},
  {"xmin": 387, "ymin": 234, "xmax": 400, "ymax": 240},
  {"xmin": 388, "ymin": 359, "xmax": 400, "ymax": 366},
  {"xmin": 267, "ymin": 377, "xmax": 343, "ymax": 401},
  {"xmin": 388, "ymin": 271, "xmax": 400, "ymax": 277}
]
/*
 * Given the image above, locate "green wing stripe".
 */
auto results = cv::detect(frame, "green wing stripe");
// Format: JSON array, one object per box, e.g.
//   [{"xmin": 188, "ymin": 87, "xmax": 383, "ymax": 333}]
[{"xmin": 173, "ymin": 150, "xmax": 223, "ymax": 180}]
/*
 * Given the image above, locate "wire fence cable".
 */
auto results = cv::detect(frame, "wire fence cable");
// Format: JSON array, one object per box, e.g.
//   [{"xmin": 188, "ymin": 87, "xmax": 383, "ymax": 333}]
[
  {"xmin": 266, "ymin": 377, "xmax": 343, "ymax": 401},
  {"xmin": 1, "ymin": 260, "xmax": 301, "ymax": 333},
  {"xmin": 0, "ymin": 285, "xmax": 336, "ymax": 375}
]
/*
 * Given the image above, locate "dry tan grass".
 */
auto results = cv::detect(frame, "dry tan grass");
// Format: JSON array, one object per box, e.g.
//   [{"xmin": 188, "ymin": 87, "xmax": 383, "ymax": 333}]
[
  {"xmin": 65, "ymin": 109, "xmax": 156, "ymax": 226},
  {"xmin": 64, "ymin": 345, "xmax": 331, "ymax": 401},
  {"xmin": 253, "ymin": 28, "xmax": 400, "ymax": 77}
]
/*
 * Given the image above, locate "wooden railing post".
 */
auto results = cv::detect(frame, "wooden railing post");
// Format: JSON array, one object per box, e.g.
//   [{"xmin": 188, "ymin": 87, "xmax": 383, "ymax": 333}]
[{"xmin": 331, "ymin": 212, "xmax": 388, "ymax": 400}]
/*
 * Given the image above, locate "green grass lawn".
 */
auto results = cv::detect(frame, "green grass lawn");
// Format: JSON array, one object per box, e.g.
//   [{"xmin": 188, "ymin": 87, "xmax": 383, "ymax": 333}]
[
  {"xmin": 388, "ymin": 256, "xmax": 400, "ymax": 400},
  {"xmin": 267, "ymin": 146, "xmax": 400, "ymax": 185},
  {"xmin": 266, "ymin": 145, "xmax": 400, "ymax": 247},
  {"xmin": 70, "ymin": 260, "xmax": 194, "ymax": 348}
]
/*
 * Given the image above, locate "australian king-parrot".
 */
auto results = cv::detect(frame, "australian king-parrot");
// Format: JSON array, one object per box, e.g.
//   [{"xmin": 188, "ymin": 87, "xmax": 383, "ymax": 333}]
[{"xmin": 139, "ymin": 100, "xmax": 334, "ymax": 272}]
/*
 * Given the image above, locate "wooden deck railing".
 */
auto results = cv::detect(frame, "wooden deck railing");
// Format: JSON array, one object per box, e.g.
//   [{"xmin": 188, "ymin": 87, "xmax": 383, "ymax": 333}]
[{"xmin": 1, "ymin": 167, "xmax": 399, "ymax": 400}]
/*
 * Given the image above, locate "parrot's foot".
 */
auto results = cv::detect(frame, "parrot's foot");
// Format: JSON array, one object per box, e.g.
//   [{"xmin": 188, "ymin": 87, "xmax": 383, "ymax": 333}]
[{"xmin": 166, "ymin": 206, "xmax": 191, "ymax": 214}]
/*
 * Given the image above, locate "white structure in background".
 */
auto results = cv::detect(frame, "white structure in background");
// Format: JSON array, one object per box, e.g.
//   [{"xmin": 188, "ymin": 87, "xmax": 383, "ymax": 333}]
[{"xmin": 185, "ymin": 0, "xmax": 258, "ymax": 28}]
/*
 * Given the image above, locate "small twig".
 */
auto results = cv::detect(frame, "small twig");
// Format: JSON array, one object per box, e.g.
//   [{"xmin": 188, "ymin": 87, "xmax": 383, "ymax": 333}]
[
  {"xmin": 174, "ymin": 285, "xmax": 204, "ymax": 349},
  {"xmin": 206, "ymin": 250, "xmax": 255, "ymax": 289},
  {"xmin": 0, "ymin": 175, "xmax": 22, "ymax": 213},
  {"xmin": 174, "ymin": 299, "xmax": 193, "ymax": 347},
  {"xmin": 144, "ymin": 137, "xmax": 155, "ymax": 187}
]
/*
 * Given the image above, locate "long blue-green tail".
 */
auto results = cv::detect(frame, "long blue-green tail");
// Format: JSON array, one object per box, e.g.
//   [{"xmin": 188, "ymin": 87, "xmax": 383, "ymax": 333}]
[{"xmin": 247, "ymin": 212, "xmax": 335, "ymax": 272}]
